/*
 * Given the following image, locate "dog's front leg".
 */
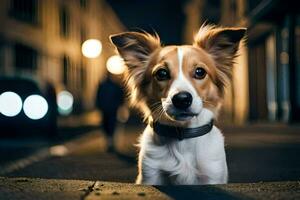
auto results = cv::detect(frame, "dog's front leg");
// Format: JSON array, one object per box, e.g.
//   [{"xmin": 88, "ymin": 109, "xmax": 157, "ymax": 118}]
[
  {"xmin": 136, "ymin": 155, "xmax": 164, "ymax": 185},
  {"xmin": 136, "ymin": 165, "xmax": 164, "ymax": 185}
]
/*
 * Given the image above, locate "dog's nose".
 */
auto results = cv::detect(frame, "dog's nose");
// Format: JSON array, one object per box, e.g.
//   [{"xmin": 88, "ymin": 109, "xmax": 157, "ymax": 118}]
[{"xmin": 172, "ymin": 91, "xmax": 193, "ymax": 110}]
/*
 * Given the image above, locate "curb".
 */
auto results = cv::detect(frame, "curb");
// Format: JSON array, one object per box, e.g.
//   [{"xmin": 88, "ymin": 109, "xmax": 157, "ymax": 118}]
[{"xmin": 1, "ymin": 177, "xmax": 299, "ymax": 200}]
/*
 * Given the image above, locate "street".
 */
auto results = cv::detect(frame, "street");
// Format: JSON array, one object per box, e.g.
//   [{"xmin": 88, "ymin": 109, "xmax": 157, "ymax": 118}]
[
  {"xmin": 1, "ymin": 122, "xmax": 300, "ymax": 184},
  {"xmin": 1, "ymin": 0, "xmax": 300, "ymax": 199},
  {"xmin": 0, "ymin": 126, "xmax": 138, "ymax": 182}
]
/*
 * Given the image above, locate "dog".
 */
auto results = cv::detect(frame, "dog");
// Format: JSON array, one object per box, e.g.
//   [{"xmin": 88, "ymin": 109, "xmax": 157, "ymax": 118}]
[{"xmin": 110, "ymin": 24, "xmax": 246, "ymax": 185}]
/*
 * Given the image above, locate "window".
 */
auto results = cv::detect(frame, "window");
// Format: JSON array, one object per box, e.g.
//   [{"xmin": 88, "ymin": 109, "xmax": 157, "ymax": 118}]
[
  {"xmin": 202, "ymin": 0, "xmax": 221, "ymax": 24},
  {"xmin": 62, "ymin": 55, "xmax": 70, "ymax": 86},
  {"xmin": 291, "ymin": 15, "xmax": 300, "ymax": 121},
  {"xmin": 9, "ymin": 0, "xmax": 38, "ymax": 25},
  {"xmin": 14, "ymin": 43, "xmax": 37, "ymax": 70},
  {"xmin": 60, "ymin": 6, "xmax": 70, "ymax": 38},
  {"xmin": 0, "ymin": 45, "xmax": 3, "ymax": 72},
  {"xmin": 80, "ymin": 27, "xmax": 86, "ymax": 44},
  {"xmin": 80, "ymin": 59, "xmax": 86, "ymax": 89},
  {"xmin": 79, "ymin": 0, "xmax": 88, "ymax": 9},
  {"xmin": 295, "ymin": 16, "xmax": 300, "ymax": 108},
  {"xmin": 247, "ymin": 0, "xmax": 265, "ymax": 14}
]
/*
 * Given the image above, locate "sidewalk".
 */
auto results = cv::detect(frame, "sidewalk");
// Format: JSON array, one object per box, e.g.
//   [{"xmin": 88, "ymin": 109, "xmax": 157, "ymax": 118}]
[
  {"xmin": 56, "ymin": 111, "xmax": 300, "ymax": 184},
  {"xmin": 5, "ymin": 111, "xmax": 297, "ymax": 199},
  {"xmin": 1, "ymin": 177, "xmax": 299, "ymax": 200},
  {"xmin": 57, "ymin": 110, "xmax": 102, "ymax": 129}
]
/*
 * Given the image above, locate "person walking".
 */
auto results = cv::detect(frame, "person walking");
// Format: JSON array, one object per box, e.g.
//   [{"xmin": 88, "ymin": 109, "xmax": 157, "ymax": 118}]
[{"xmin": 96, "ymin": 73, "xmax": 124, "ymax": 152}]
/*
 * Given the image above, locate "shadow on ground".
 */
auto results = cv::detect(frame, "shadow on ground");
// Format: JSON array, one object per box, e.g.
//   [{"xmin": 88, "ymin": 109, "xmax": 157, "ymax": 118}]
[{"xmin": 156, "ymin": 185, "xmax": 244, "ymax": 200}]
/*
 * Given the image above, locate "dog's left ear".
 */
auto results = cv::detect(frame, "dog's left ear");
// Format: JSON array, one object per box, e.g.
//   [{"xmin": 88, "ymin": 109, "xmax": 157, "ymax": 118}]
[{"xmin": 194, "ymin": 25, "xmax": 246, "ymax": 81}]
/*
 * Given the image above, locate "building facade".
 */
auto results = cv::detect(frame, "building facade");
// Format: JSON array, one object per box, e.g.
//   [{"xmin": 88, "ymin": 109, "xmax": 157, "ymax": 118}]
[
  {"xmin": 0, "ymin": 0, "xmax": 125, "ymax": 112},
  {"xmin": 232, "ymin": 0, "xmax": 300, "ymax": 124},
  {"xmin": 184, "ymin": 0, "xmax": 300, "ymax": 124}
]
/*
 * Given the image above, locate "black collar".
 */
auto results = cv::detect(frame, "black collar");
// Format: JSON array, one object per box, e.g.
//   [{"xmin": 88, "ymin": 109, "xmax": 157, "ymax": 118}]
[{"xmin": 152, "ymin": 119, "xmax": 214, "ymax": 140}]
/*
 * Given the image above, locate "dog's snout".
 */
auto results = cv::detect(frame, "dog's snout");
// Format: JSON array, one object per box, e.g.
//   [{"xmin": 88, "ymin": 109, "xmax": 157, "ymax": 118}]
[{"xmin": 172, "ymin": 91, "xmax": 193, "ymax": 109}]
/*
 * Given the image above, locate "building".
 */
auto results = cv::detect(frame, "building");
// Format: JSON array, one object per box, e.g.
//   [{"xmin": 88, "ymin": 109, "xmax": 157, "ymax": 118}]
[
  {"xmin": 0, "ymin": 0, "xmax": 125, "ymax": 113},
  {"xmin": 240, "ymin": 0, "xmax": 300, "ymax": 124},
  {"xmin": 184, "ymin": 0, "xmax": 300, "ymax": 124}
]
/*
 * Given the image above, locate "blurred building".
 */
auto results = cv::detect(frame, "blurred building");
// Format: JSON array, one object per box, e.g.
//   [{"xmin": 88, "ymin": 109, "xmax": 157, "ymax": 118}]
[
  {"xmin": 0, "ymin": 0, "xmax": 124, "ymax": 113},
  {"xmin": 185, "ymin": 0, "xmax": 300, "ymax": 124}
]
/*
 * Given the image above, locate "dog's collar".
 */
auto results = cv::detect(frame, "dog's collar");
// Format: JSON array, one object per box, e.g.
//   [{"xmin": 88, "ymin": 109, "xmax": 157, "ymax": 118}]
[{"xmin": 152, "ymin": 119, "xmax": 214, "ymax": 140}]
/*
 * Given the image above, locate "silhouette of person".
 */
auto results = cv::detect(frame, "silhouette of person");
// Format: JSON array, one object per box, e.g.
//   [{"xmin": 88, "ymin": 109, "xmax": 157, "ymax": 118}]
[
  {"xmin": 45, "ymin": 81, "xmax": 58, "ymax": 139},
  {"xmin": 96, "ymin": 73, "xmax": 124, "ymax": 152}
]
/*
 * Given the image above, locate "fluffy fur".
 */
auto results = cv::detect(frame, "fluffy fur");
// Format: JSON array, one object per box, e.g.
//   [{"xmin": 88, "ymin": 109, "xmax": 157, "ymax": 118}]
[{"xmin": 110, "ymin": 25, "xmax": 246, "ymax": 185}]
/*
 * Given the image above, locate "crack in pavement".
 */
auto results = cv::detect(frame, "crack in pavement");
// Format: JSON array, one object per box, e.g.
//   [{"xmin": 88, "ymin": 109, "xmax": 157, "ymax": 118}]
[{"xmin": 81, "ymin": 181, "xmax": 97, "ymax": 200}]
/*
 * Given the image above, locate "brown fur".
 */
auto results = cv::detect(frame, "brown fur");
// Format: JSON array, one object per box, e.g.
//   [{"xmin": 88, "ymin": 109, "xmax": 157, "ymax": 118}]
[
  {"xmin": 110, "ymin": 25, "xmax": 246, "ymax": 121},
  {"xmin": 193, "ymin": 24, "xmax": 247, "ymax": 94}
]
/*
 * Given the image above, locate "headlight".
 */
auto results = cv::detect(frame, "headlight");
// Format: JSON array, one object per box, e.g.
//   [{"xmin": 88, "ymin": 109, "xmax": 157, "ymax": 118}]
[
  {"xmin": 23, "ymin": 95, "xmax": 48, "ymax": 120},
  {"xmin": 57, "ymin": 91, "xmax": 73, "ymax": 115},
  {"xmin": 0, "ymin": 91, "xmax": 23, "ymax": 117}
]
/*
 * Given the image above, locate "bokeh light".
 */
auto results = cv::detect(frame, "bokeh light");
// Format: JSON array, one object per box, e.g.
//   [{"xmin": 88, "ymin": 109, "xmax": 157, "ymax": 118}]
[
  {"xmin": 57, "ymin": 91, "xmax": 74, "ymax": 116},
  {"xmin": 0, "ymin": 91, "xmax": 23, "ymax": 117},
  {"xmin": 23, "ymin": 95, "xmax": 48, "ymax": 120},
  {"xmin": 81, "ymin": 39, "xmax": 102, "ymax": 58},
  {"xmin": 106, "ymin": 55, "xmax": 126, "ymax": 75}
]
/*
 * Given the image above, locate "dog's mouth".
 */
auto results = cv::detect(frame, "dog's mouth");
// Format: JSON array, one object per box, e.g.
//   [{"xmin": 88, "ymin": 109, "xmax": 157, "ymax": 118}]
[
  {"xmin": 167, "ymin": 111, "xmax": 198, "ymax": 121},
  {"xmin": 161, "ymin": 99, "xmax": 201, "ymax": 122}
]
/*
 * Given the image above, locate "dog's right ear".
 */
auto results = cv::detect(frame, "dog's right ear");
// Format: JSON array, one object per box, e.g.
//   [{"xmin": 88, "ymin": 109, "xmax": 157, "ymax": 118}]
[
  {"xmin": 110, "ymin": 32, "xmax": 161, "ymax": 114},
  {"xmin": 110, "ymin": 32, "xmax": 161, "ymax": 69}
]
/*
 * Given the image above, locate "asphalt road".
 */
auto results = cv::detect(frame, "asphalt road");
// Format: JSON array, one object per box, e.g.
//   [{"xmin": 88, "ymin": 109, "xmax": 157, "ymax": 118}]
[
  {"xmin": 0, "ymin": 126, "xmax": 96, "ymax": 173},
  {"xmin": 1, "ymin": 124, "xmax": 300, "ymax": 184},
  {"xmin": 2, "ymin": 129, "xmax": 137, "ymax": 182}
]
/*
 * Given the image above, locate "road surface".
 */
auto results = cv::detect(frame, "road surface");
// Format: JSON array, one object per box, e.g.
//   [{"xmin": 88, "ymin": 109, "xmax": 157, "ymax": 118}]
[{"xmin": 1, "ymin": 123, "xmax": 300, "ymax": 184}]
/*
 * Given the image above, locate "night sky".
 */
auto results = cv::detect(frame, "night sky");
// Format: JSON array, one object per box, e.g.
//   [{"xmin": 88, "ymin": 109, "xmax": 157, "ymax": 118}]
[
  {"xmin": 106, "ymin": 0, "xmax": 187, "ymax": 45},
  {"xmin": 106, "ymin": 0, "xmax": 222, "ymax": 45}
]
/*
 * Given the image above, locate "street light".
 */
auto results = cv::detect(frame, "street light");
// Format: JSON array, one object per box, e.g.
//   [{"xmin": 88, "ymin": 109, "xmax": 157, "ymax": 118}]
[
  {"xmin": 81, "ymin": 39, "xmax": 102, "ymax": 58},
  {"xmin": 57, "ymin": 90, "xmax": 74, "ymax": 116},
  {"xmin": 106, "ymin": 55, "xmax": 126, "ymax": 75}
]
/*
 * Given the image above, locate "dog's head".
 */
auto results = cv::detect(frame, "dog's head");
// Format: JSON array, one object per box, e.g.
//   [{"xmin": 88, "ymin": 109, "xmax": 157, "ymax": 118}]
[{"xmin": 110, "ymin": 25, "xmax": 246, "ymax": 124}]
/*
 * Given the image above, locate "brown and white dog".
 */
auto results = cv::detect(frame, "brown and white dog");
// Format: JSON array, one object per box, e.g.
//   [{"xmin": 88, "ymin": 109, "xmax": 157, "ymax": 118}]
[{"xmin": 110, "ymin": 25, "xmax": 246, "ymax": 185}]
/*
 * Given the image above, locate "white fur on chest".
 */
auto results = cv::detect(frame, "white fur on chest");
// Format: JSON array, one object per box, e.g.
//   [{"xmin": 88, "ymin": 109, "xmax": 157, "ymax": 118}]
[{"xmin": 136, "ymin": 125, "xmax": 228, "ymax": 185}]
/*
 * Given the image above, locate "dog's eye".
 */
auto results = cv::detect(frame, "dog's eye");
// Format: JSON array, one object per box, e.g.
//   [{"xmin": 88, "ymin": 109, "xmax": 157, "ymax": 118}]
[
  {"xmin": 154, "ymin": 68, "xmax": 170, "ymax": 81},
  {"xmin": 194, "ymin": 67, "xmax": 207, "ymax": 79}
]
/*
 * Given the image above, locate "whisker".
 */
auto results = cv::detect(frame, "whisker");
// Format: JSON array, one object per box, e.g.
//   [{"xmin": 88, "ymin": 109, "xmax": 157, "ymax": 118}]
[
  {"xmin": 202, "ymin": 99, "xmax": 215, "ymax": 107},
  {"xmin": 156, "ymin": 107, "xmax": 165, "ymax": 122},
  {"xmin": 149, "ymin": 102, "xmax": 161, "ymax": 110},
  {"xmin": 147, "ymin": 101, "xmax": 166, "ymax": 122}
]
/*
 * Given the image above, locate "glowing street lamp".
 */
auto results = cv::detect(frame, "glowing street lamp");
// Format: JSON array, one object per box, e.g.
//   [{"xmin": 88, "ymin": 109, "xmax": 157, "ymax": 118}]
[
  {"xmin": 106, "ymin": 55, "xmax": 126, "ymax": 75},
  {"xmin": 81, "ymin": 39, "xmax": 102, "ymax": 58}
]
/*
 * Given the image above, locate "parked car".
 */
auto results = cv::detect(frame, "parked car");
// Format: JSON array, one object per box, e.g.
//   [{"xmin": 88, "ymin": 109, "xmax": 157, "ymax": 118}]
[{"xmin": 0, "ymin": 77, "xmax": 57, "ymax": 137}]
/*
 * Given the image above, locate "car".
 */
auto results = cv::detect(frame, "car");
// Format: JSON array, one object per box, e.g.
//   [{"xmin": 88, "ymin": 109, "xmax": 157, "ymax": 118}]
[{"xmin": 0, "ymin": 76, "xmax": 57, "ymax": 137}]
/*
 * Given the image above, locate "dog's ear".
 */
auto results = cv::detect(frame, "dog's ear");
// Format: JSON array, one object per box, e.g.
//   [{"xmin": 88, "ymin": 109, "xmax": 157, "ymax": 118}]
[
  {"xmin": 110, "ymin": 32, "xmax": 161, "ymax": 115},
  {"xmin": 110, "ymin": 32, "xmax": 161, "ymax": 69},
  {"xmin": 194, "ymin": 25, "xmax": 246, "ymax": 86}
]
